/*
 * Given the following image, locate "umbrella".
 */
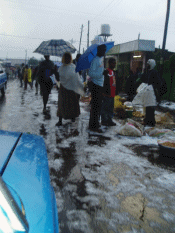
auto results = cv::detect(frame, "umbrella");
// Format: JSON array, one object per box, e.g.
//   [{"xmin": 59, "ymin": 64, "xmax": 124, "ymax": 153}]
[
  {"xmin": 34, "ymin": 39, "xmax": 76, "ymax": 57},
  {"xmin": 75, "ymin": 41, "xmax": 114, "ymax": 72}
]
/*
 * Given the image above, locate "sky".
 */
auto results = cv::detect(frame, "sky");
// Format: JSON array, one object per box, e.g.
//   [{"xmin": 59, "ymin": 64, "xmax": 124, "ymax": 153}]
[{"xmin": 0, "ymin": 0, "xmax": 174, "ymax": 61}]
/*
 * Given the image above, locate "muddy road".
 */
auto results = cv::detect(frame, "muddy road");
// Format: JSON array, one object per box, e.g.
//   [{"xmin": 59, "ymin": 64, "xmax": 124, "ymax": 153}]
[{"xmin": 0, "ymin": 79, "xmax": 175, "ymax": 233}]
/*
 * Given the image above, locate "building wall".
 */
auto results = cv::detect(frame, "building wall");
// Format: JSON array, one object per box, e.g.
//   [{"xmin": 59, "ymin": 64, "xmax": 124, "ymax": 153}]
[{"xmin": 4, "ymin": 59, "xmax": 26, "ymax": 66}]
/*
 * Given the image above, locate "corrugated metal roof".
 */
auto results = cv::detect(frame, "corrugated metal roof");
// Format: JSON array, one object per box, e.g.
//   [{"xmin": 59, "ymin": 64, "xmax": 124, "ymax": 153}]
[{"xmin": 107, "ymin": 39, "xmax": 155, "ymax": 55}]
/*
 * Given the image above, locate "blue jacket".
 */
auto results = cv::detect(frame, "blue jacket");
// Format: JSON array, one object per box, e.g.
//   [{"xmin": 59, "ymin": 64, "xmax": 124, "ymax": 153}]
[{"xmin": 88, "ymin": 56, "xmax": 104, "ymax": 87}]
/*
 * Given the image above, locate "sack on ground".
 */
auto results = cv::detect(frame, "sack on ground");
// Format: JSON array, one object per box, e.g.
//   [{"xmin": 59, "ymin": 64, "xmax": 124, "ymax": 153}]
[
  {"xmin": 117, "ymin": 119, "xmax": 144, "ymax": 137},
  {"xmin": 145, "ymin": 128, "xmax": 171, "ymax": 137}
]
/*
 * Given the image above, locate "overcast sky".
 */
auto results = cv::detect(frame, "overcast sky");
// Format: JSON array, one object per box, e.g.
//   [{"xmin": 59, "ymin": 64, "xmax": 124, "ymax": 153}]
[{"xmin": 0, "ymin": 0, "xmax": 174, "ymax": 60}]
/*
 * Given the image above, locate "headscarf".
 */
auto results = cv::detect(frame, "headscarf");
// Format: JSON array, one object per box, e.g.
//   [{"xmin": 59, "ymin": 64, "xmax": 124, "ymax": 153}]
[{"xmin": 147, "ymin": 59, "xmax": 156, "ymax": 70}]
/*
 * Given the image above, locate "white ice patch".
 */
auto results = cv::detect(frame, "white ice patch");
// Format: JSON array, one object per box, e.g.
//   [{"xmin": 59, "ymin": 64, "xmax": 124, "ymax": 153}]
[
  {"xmin": 155, "ymin": 173, "xmax": 175, "ymax": 192},
  {"xmin": 49, "ymin": 92, "xmax": 58, "ymax": 102},
  {"xmin": 66, "ymin": 165, "xmax": 84, "ymax": 183},
  {"xmin": 163, "ymin": 212, "xmax": 175, "ymax": 222},
  {"xmin": 66, "ymin": 210, "xmax": 91, "ymax": 233},
  {"xmin": 160, "ymin": 101, "xmax": 175, "ymax": 111},
  {"xmin": 59, "ymin": 140, "xmax": 70, "ymax": 148},
  {"xmin": 49, "ymin": 158, "xmax": 63, "ymax": 171},
  {"xmin": 55, "ymin": 191, "xmax": 64, "ymax": 212}
]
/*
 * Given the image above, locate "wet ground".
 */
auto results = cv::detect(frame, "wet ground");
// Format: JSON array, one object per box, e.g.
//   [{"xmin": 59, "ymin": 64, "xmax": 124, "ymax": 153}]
[{"xmin": 1, "ymin": 79, "xmax": 175, "ymax": 233}]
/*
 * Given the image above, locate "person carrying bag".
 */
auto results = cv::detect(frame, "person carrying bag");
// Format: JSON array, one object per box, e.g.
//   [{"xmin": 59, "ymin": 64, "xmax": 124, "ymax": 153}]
[{"xmin": 132, "ymin": 59, "xmax": 161, "ymax": 127}]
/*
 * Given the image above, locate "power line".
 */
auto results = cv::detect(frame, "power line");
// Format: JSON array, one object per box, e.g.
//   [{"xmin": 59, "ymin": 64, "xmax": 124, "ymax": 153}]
[
  {"xmin": 0, "ymin": 33, "xmax": 88, "ymax": 43},
  {"xmin": 92, "ymin": 0, "xmax": 122, "ymax": 21},
  {"xmin": 3, "ymin": 0, "xmax": 100, "ymax": 17}
]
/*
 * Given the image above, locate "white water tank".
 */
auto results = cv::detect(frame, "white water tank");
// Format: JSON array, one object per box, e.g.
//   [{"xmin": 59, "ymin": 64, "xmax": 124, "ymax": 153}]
[{"xmin": 101, "ymin": 24, "xmax": 110, "ymax": 35}]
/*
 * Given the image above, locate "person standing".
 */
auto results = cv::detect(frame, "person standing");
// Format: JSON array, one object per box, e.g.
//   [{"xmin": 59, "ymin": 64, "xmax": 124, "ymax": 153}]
[
  {"xmin": 73, "ymin": 53, "xmax": 82, "ymax": 77},
  {"xmin": 32, "ymin": 65, "xmax": 41, "ymax": 95},
  {"xmin": 88, "ymin": 44, "xmax": 106, "ymax": 131},
  {"xmin": 17, "ymin": 65, "xmax": 23, "ymax": 87},
  {"xmin": 125, "ymin": 70, "xmax": 136, "ymax": 101},
  {"xmin": 55, "ymin": 52, "xmax": 84, "ymax": 126},
  {"xmin": 37, "ymin": 55, "xmax": 55, "ymax": 113},
  {"xmin": 142, "ymin": 59, "xmax": 161, "ymax": 126},
  {"xmin": 21, "ymin": 63, "xmax": 25, "ymax": 84},
  {"xmin": 24, "ymin": 65, "xmax": 32, "ymax": 90},
  {"xmin": 101, "ymin": 58, "xmax": 116, "ymax": 126}
]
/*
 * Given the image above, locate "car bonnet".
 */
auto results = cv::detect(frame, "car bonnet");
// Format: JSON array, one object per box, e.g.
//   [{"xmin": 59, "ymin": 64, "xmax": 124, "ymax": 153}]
[{"xmin": 0, "ymin": 130, "xmax": 21, "ymax": 175}]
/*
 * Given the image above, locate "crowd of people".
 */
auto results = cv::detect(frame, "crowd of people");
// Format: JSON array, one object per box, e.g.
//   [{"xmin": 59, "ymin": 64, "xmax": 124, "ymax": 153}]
[{"xmin": 15, "ymin": 45, "xmax": 165, "ymax": 132}]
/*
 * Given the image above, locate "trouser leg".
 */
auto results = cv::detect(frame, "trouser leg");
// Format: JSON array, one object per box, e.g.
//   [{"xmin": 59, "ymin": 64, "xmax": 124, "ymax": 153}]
[
  {"xmin": 101, "ymin": 96, "xmax": 109, "ymax": 123},
  {"xmin": 20, "ymin": 76, "xmax": 23, "ymax": 87},
  {"xmin": 43, "ymin": 93, "xmax": 49, "ymax": 110},
  {"xmin": 89, "ymin": 83, "xmax": 103, "ymax": 129},
  {"xmin": 144, "ymin": 106, "xmax": 156, "ymax": 126},
  {"xmin": 35, "ymin": 81, "xmax": 38, "ymax": 94},
  {"xmin": 101, "ymin": 97, "xmax": 114, "ymax": 123},
  {"xmin": 24, "ymin": 79, "xmax": 27, "ymax": 90}
]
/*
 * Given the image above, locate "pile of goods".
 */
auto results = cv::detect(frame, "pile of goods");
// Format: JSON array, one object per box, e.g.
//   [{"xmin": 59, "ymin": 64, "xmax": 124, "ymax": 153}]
[
  {"xmin": 159, "ymin": 141, "xmax": 175, "ymax": 148},
  {"xmin": 114, "ymin": 96, "xmax": 124, "ymax": 109},
  {"xmin": 155, "ymin": 112, "xmax": 175, "ymax": 125},
  {"xmin": 114, "ymin": 96, "xmax": 134, "ymax": 119},
  {"xmin": 114, "ymin": 96, "xmax": 127, "ymax": 119},
  {"xmin": 80, "ymin": 96, "xmax": 91, "ymax": 103},
  {"xmin": 132, "ymin": 111, "xmax": 145, "ymax": 118}
]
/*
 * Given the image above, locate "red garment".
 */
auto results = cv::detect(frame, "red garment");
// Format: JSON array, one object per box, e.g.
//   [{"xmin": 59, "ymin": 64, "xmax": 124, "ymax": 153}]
[{"xmin": 108, "ymin": 68, "xmax": 116, "ymax": 97}]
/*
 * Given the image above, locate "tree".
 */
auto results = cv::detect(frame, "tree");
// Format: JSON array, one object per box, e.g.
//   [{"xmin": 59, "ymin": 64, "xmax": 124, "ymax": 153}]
[{"xmin": 28, "ymin": 57, "xmax": 39, "ymax": 67}]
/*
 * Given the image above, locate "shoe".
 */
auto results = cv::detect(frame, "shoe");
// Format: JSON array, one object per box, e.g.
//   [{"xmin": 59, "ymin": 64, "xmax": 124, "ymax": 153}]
[
  {"xmin": 142, "ymin": 120, "xmax": 155, "ymax": 127},
  {"xmin": 89, "ymin": 127, "xmax": 103, "ymax": 133},
  {"xmin": 101, "ymin": 121, "xmax": 109, "ymax": 126},
  {"xmin": 43, "ymin": 108, "xmax": 47, "ymax": 114},
  {"xmin": 108, "ymin": 121, "xmax": 116, "ymax": 126},
  {"xmin": 55, "ymin": 121, "xmax": 62, "ymax": 126},
  {"xmin": 145, "ymin": 123, "xmax": 155, "ymax": 127}
]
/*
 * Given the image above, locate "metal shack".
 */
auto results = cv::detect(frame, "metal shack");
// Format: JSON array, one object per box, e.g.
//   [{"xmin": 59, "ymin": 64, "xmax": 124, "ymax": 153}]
[{"xmin": 107, "ymin": 39, "xmax": 155, "ymax": 76}]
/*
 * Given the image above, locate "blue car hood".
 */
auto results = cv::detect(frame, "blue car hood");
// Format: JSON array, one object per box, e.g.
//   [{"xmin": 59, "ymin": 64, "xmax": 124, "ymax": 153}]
[
  {"xmin": 0, "ymin": 130, "xmax": 21, "ymax": 175},
  {"xmin": 1, "ymin": 130, "xmax": 59, "ymax": 233}
]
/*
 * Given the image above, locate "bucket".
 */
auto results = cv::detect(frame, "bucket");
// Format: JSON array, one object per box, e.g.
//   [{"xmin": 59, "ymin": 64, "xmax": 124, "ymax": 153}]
[{"xmin": 158, "ymin": 141, "xmax": 175, "ymax": 159}]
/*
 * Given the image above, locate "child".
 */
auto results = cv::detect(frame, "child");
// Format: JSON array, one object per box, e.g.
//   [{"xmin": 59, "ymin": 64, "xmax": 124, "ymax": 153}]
[{"xmin": 101, "ymin": 58, "xmax": 117, "ymax": 126}]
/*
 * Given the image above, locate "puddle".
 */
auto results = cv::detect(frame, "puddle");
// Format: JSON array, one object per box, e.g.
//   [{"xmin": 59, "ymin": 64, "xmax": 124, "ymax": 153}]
[
  {"xmin": 127, "ymin": 144, "xmax": 175, "ymax": 172},
  {"xmin": 39, "ymin": 124, "xmax": 47, "ymax": 136},
  {"xmin": 88, "ymin": 134, "xmax": 111, "ymax": 147}
]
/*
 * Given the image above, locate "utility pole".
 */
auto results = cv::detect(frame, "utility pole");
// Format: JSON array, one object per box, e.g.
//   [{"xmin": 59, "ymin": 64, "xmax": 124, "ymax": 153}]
[
  {"xmin": 161, "ymin": 0, "xmax": 171, "ymax": 68},
  {"xmin": 79, "ymin": 24, "xmax": 83, "ymax": 54},
  {"xmin": 25, "ymin": 50, "xmax": 27, "ymax": 65},
  {"xmin": 87, "ymin": 21, "xmax": 90, "ymax": 48}
]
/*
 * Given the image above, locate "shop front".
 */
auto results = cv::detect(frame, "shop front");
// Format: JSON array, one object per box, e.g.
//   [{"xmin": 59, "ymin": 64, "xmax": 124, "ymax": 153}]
[{"xmin": 107, "ymin": 39, "xmax": 155, "ymax": 75}]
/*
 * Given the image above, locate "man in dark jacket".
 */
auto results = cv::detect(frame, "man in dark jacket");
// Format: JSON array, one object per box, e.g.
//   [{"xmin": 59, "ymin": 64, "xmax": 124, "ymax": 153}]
[
  {"xmin": 37, "ymin": 55, "xmax": 54, "ymax": 113},
  {"xmin": 88, "ymin": 44, "xmax": 106, "ymax": 131}
]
